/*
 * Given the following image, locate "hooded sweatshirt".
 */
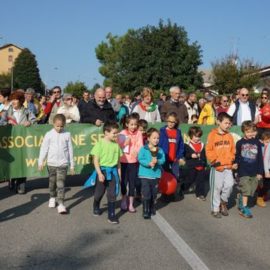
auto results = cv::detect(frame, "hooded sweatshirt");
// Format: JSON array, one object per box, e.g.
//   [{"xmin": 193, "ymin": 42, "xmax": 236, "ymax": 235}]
[{"xmin": 205, "ymin": 128, "xmax": 235, "ymax": 171}]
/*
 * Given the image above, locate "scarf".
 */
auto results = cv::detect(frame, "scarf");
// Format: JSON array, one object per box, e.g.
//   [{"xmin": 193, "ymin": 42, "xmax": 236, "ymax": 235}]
[{"xmin": 139, "ymin": 102, "xmax": 157, "ymax": 112}]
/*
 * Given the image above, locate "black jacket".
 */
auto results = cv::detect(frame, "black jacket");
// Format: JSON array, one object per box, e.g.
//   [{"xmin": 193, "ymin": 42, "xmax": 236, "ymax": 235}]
[
  {"xmin": 235, "ymin": 138, "xmax": 264, "ymax": 177},
  {"xmin": 80, "ymin": 99, "xmax": 116, "ymax": 124},
  {"xmin": 184, "ymin": 142, "xmax": 207, "ymax": 169}
]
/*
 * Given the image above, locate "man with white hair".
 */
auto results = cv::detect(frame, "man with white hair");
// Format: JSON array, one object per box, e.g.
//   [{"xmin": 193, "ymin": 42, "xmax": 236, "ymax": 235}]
[
  {"xmin": 227, "ymin": 88, "xmax": 258, "ymax": 125},
  {"xmin": 105, "ymin": 86, "xmax": 121, "ymax": 112},
  {"xmin": 160, "ymin": 86, "xmax": 188, "ymax": 124},
  {"xmin": 80, "ymin": 88, "xmax": 116, "ymax": 126}
]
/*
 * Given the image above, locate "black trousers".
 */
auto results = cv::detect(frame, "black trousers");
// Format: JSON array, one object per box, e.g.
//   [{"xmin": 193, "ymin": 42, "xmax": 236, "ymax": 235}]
[
  {"xmin": 121, "ymin": 163, "xmax": 138, "ymax": 196},
  {"xmin": 141, "ymin": 178, "xmax": 158, "ymax": 200},
  {"xmin": 186, "ymin": 168, "xmax": 206, "ymax": 197},
  {"xmin": 94, "ymin": 178, "xmax": 116, "ymax": 203}
]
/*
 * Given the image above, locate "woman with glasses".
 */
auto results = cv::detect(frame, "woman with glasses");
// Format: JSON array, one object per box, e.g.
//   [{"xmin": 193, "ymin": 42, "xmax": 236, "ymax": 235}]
[
  {"xmin": 43, "ymin": 86, "xmax": 63, "ymax": 124},
  {"xmin": 256, "ymin": 90, "xmax": 270, "ymax": 137},
  {"xmin": 57, "ymin": 93, "xmax": 80, "ymax": 123},
  {"xmin": 216, "ymin": 95, "xmax": 229, "ymax": 115}
]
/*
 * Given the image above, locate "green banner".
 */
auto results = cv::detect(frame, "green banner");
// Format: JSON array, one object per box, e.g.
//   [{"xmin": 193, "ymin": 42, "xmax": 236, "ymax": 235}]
[{"xmin": 0, "ymin": 123, "xmax": 242, "ymax": 179}]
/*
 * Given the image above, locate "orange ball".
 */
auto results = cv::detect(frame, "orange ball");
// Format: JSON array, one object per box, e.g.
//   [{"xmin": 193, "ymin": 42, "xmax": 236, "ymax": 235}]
[{"xmin": 159, "ymin": 171, "xmax": 177, "ymax": 195}]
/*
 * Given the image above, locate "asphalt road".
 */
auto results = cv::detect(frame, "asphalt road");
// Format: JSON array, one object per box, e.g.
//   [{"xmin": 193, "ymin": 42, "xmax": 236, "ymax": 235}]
[{"xmin": 1, "ymin": 176, "xmax": 270, "ymax": 270}]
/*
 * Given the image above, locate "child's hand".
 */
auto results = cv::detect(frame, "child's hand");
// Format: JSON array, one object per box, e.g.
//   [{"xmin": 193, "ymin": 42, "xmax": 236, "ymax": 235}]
[
  {"xmin": 257, "ymin": 174, "xmax": 263, "ymax": 180},
  {"xmin": 232, "ymin": 163, "xmax": 238, "ymax": 170},
  {"xmin": 265, "ymin": 172, "xmax": 270, "ymax": 178},
  {"xmin": 98, "ymin": 172, "xmax": 105, "ymax": 183},
  {"xmin": 38, "ymin": 165, "xmax": 43, "ymax": 171},
  {"xmin": 179, "ymin": 159, "xmax": 185, "ymax": 166},
  {"xmin": 131, "ymin": 150, "xmax": 137, "ymax": 158},
  {"xmin": 23, "ymin": 121, "xmax": 31, "ymax": 127},
  {"xmin": 149, "ymin": 161, "xmax": 155, "ymax": 168},
  {"xmin": 70, "ymin": 168, "xmax": 75, "ymax": 175},
  {"xmin": 191, "ymin": 153, "xmax": 197, "ymax": 159},
  {"xmin": 152, "ymin": 157, "xmax": 157, "ymax": 164}
]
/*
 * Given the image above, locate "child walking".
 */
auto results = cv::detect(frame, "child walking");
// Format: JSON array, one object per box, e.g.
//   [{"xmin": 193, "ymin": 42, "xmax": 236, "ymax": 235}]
[
  {"xmin": 138, "ymin": 119, "xmax": 148, "ymax": 145},
  {"xmin": 206, "ymin": 112, "xmax": 237, "ymax": 218},
  {"xmin": 235, "ymin": 121, "xmax": 264, "ymax": 218},
  {"xmin": 159, "ymin": 112, "xmax": 185, "ymax": 199},
  {"xmin": 38, "ymin": 114, "xmax": 74, "ymax": 214},
  {"xmin": 185, "ymin": 126, "xmax": 207, "ymax": 200},
  {"xmin": 138, "ymin": 128, "xmax": 165, "ymax": 219},
  {"xmin": 257, "ymin": 131, "xmax": 270, "ymax": 207},
  {"xmin": 118, "ymin": 114, "xmax": 143, "ymax": 212},
  {"xmin": 89, "ymin": 121, "xmax": 122, "ymax": 224}
]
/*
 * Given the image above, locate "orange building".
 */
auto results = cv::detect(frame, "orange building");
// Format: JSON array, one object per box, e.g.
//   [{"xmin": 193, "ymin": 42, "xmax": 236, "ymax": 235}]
[{"xmin": 0, "ymin": 44, "xmax": 23, "ymax": 74}]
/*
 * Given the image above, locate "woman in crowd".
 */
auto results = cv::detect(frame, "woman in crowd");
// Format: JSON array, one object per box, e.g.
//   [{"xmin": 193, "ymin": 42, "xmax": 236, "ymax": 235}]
[
  {"xmin": 57, "ymin": 93, "xmax": 80, "ymax": 123},
  {"xmin": 0, "ymin": 90, "xmax": 36, "ymax": 194},
  {"xmin": 132, "ymin": 87, "xmax": 161, "ymax": 123},
  {"xmin": 256, "ymin": 91, "xmax": 270, "ymax": 138}
]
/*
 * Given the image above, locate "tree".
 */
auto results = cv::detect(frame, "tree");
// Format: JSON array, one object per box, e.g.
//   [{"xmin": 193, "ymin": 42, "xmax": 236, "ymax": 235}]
[
  {"xmin": 211, "ymin": 54, "xmax": 261, "ymax": 94},
  {"xmin": 13, "ymin": 48, "xmax": 44, "ymax": 93},
  {"xmin": 89, "ymin": 83, "xmax": 101, "ymax": 93},
  {"xmin": 0, "ymin": 73, "xmax": 11, "ymax": 88},
  {"xmin": 64, "ymin": 81, "xmax": 88, "ymax": 97},
  {"xmin": 96, "ymin": 20, "xmax": 203, "ymax": 93}
]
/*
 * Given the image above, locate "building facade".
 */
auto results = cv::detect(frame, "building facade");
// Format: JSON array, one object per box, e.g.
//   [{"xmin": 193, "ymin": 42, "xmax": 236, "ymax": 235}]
[{"xmin": 0, "ymin": 44, "xmax": 23, "ymax": 74}]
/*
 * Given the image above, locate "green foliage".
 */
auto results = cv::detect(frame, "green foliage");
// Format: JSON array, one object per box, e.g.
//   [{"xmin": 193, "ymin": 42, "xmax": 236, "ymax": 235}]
[
  {"xmin": 96, "ymin": 20, "xmax": 203, "ymax": 93},
  {"xmin": 13, "ymin": 48, "xmax": 44, "ymax": 93},
  {"xmin": 211, "ymin": 54, "xmax": 261, "ymax": 94},
  {"xmin": 0, "ymin": 73, "xmax": 11, "ymax": 88},
  {"xmin": 64, "ymin": 81, "xmax": 88, "ymax": 98},
  {"xmin": 89, "ymin": 83, "xmax": 101, "ymax": 93}
]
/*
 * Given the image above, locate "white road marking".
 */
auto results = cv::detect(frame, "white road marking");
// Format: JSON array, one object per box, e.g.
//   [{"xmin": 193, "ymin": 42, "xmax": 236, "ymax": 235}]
[{"xmin": 152, "ymin": 211, "xmax": 210, "ymax": 270}]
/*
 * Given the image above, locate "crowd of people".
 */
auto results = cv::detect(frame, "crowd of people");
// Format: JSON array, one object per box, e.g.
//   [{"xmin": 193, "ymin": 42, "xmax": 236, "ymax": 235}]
[{"xmin": 1, "ymin": 84, "xmax": 270, "ymax": 223}]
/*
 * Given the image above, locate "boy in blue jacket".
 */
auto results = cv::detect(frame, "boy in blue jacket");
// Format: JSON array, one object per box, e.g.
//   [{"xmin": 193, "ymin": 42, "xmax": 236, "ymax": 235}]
[
  {"xmin": 138, "ymin": 128, "xmax": 165, "ymax": 219},
  {"xmin": 235, "ymin": 121, "xmax": 264, "ymax": 218}
]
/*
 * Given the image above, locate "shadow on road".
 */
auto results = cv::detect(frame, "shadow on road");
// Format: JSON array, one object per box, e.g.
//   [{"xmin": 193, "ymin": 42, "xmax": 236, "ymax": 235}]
[
  {"xmin": 0, "ymin": 193, "xmax": 48, "ymax": 222},
  {"xmin": 0, "ymin": 230, "xmax": 119, "ymax": 270}
]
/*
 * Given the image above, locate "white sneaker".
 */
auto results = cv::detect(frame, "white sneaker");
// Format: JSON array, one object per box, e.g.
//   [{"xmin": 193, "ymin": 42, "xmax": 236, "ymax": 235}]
[
  {"xmin": 48, "ymin": 197, "xmax": 56, "ymax": 208},
  {"xmin": 57, "ymin": 204, "xmax": 67, "ymax": 214}
]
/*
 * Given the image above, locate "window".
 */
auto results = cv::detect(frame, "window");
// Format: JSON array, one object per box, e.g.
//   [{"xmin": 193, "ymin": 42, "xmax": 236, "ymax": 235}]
[
  {"xmin": 8, "ymin": 47, "xmax": 14, "ymax": 52},
  {"xmin": 8, "ymin": 55, "xmax": 13, "ymax": 62}
]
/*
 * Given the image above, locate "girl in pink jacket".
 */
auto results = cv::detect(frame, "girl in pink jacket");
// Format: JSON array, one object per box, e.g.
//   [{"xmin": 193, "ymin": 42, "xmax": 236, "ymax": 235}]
[{"xmin": 118, "ymin": 114, "xmax": 144, "ymax": 212}]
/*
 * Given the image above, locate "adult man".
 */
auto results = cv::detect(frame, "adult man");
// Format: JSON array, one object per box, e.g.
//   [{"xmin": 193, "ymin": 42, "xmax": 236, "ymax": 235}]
[
  {"xmin": 80, "ymin": 88, "xmax": 116, "ymax": 126},
  {"xmin": 227, "ymin": 88, "xmax": 258, "ymax": 125},
  {"xmin": 115, "ymin": 94, "xmax": 129, "ymax": 122},
  {"xmin": 184, "ymin": 92, "xmax": 199, "ymax": 124},
  {"xmin": 78, "ymin": 90, "xmax": 91, "ymax": 123},
  {"xmin": 157, "ymin": 92, "xmax": 167, "ymax": 112},
  {"xmin": 24, "ymin": 88, "xmax": 38, "ymax": 116},
  {"xmin": 161, "ymin": 86, "xmax": 188, "ymax": 124},
  {"xmin": 24, "ymin": 88, "xmax": 46, "ymax": 123},
  {"xmin": 105, "ymin": 86, "xmax": 120, "ymax": 112}
]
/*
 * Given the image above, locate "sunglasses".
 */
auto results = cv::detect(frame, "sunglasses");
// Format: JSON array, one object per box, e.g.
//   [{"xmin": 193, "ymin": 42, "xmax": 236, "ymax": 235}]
[{"xmin": 241, "ymin": 94, "xmax": 249, "ymax": 97}]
